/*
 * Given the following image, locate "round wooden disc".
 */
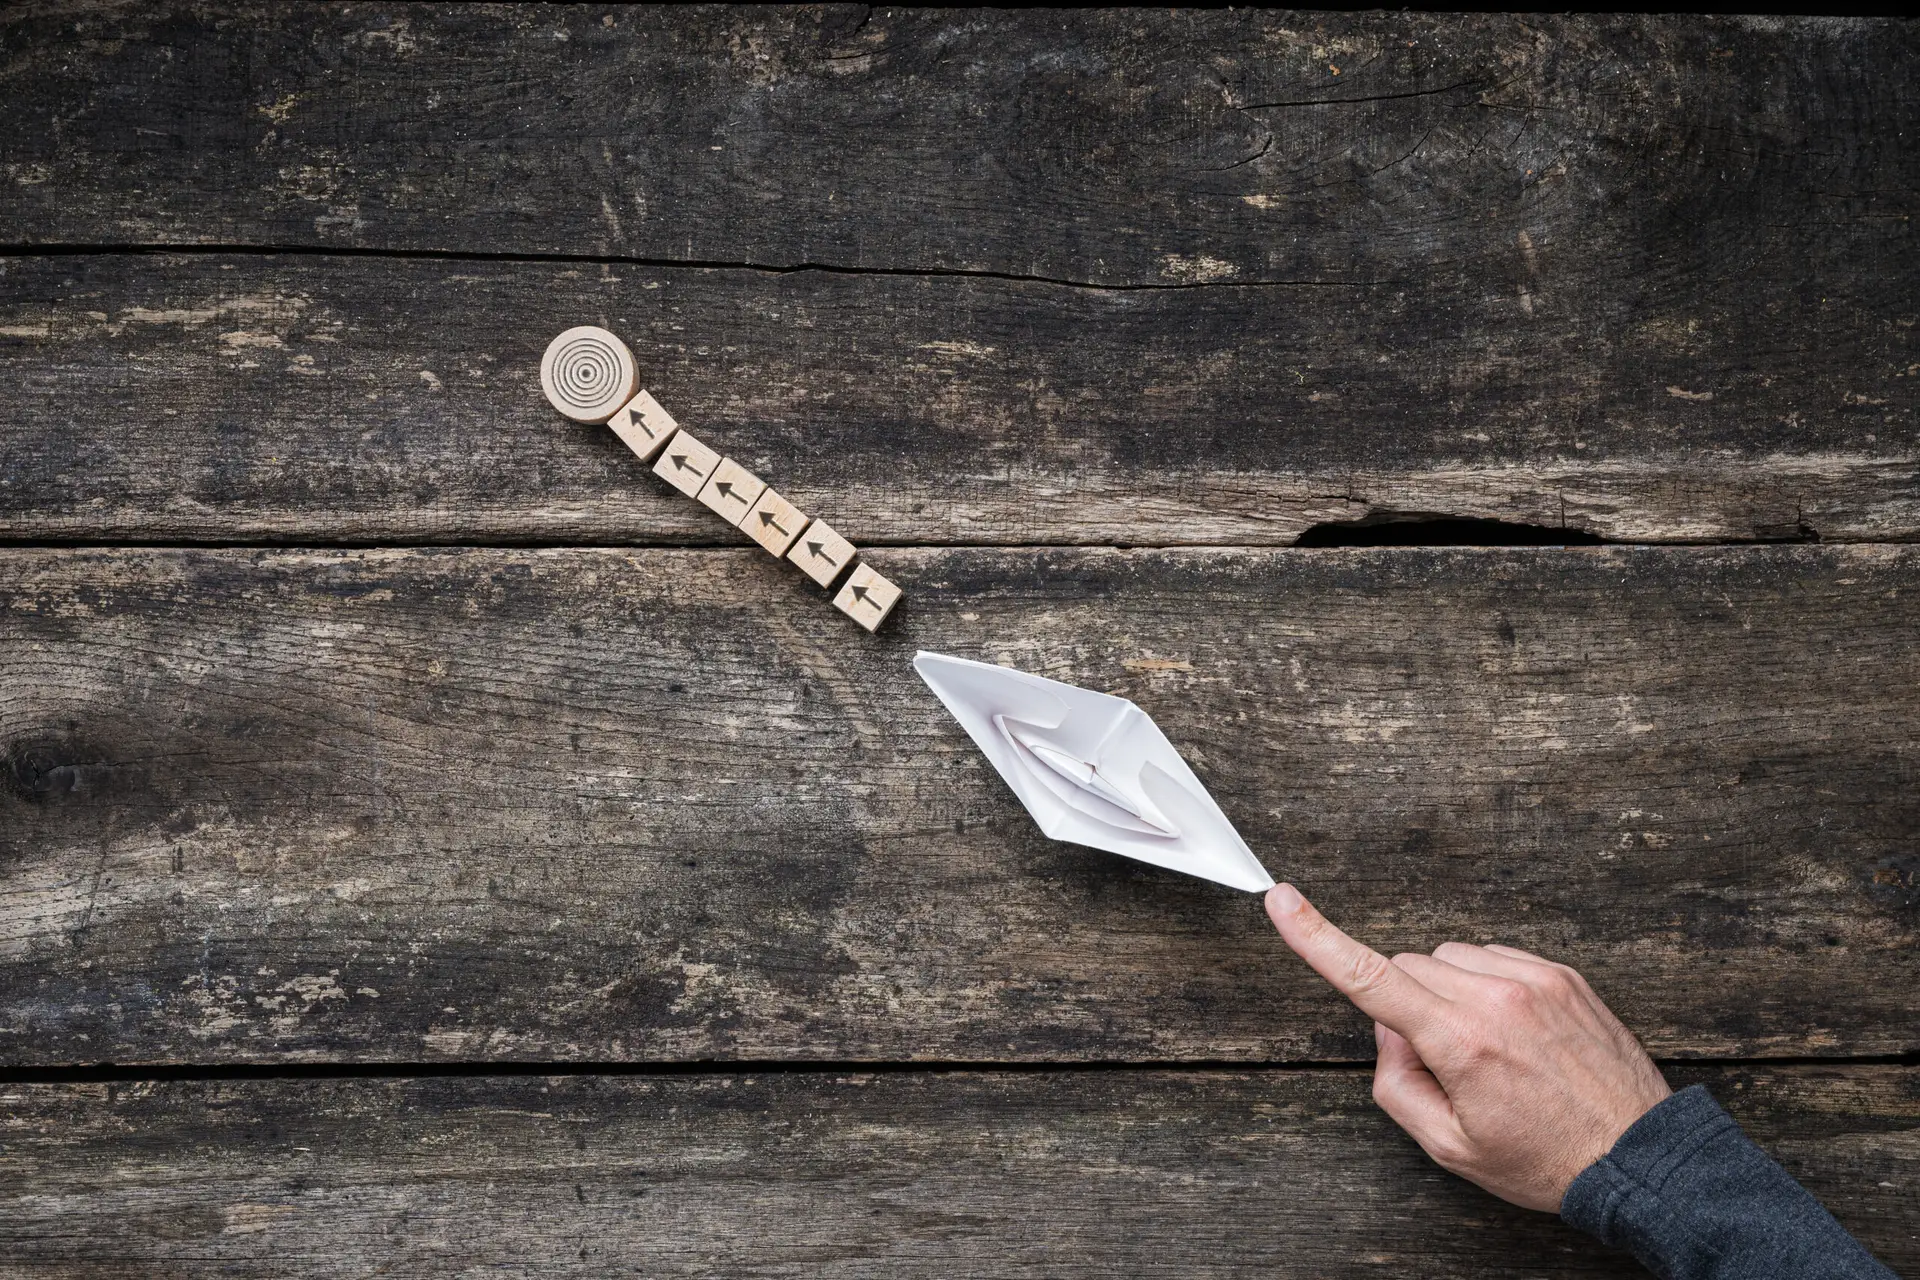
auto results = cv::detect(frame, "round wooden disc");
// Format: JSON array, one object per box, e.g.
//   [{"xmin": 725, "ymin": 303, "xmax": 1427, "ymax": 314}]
[{"xmin": 539, "ymin": 326, "xmax": 639, "ymax": 423}]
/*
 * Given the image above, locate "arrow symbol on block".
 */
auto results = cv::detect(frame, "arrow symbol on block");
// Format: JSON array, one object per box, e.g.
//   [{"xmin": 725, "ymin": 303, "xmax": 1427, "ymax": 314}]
[
  {"xmin": 850, "ymin": 585, "xmax": 872, "ymax": 604},
  {"xmin": 759, "ymin": 512, "xmax": 790, "ymax": 537},
  {"xmin": 670, "ymin": 453, "xmax": 701, "ymax": 474},
  {"xmin": 805, "ymin": 540, "xmax": 837, "ymax": 565},
  {"xmin": 715, "ymin": 481, "xmax": 739, "ymax": 499}
]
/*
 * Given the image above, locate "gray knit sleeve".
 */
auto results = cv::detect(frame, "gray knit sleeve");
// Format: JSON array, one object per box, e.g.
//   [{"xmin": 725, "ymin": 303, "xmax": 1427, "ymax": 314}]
[{"xmin": 1562, "ymin": 1084, "xmax": 1898, "ymax": 1280}]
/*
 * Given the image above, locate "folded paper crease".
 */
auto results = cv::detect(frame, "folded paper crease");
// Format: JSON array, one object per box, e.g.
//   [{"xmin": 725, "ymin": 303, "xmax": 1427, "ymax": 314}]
[{"xmin": 913, "ymin": 651, "xmax": 1275, "ymax": 893}]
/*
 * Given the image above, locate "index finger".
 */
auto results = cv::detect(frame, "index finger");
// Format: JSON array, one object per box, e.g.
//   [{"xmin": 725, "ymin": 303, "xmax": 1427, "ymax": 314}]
[{"xmin": 1266, "ymin": 883, "xmax": 1446, "ymax": 1036}]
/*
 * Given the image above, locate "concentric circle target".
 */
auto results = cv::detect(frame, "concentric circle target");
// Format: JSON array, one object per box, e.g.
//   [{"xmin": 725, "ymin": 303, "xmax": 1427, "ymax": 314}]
[{"xmin": 540, "ymin": 326, "xmax": 640, "ymax": 423}]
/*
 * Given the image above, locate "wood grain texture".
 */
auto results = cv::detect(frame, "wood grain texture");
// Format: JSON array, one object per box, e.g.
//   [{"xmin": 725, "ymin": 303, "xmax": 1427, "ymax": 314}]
[
  {"xmin": 1, "ymin": 1066, "xmax": 1914, "ymax": 1277},
  {"xmin": 3, "ymin": 545, "xmax": 1915, "ymax": 1066},
  {"xmin": 1, "ymin": 7, "xmax": 1911, "ymax": 286},
  {"xmin": 0, "ymin": 252, "xmax": 1912, "ymax": 545},
  {"xmin": 4, "ymin": 10, "xmax": 1913, "ymax": 1261}
]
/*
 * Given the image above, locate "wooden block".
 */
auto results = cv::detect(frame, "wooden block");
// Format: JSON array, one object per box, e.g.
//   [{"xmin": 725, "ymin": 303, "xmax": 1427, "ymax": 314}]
[
  {"xmin": 741, "ymin": 487, "xmax": 810, "ymax": 557},
  {"xmin": 606, "ymin": 389, "xmax": 678, "ymax": 462},
  {"xmin": 832, "ymin": 562, "xmax": 902, "ymax": 632},
  {"xmin": 697, "ymin": 458, "xmax": 766, "ymax": 525},
  {"xmin": 539, "ymin": 326, "xmax": 639, "ymax": 424},
  {"xmin": 651, "ymin": 429, "xmax": 721, "ymax": 498},
  {"xmin": 787, "ymin": 517, "xmax": 856, "ymax": 588}
]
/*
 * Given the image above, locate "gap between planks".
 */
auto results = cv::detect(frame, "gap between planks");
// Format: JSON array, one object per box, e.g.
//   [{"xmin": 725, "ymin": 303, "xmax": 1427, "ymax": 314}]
[
  {"xmin": 6, "ymin": 1053, "xmax": 1919, "ymax": 1086},
  {"xmin": 0, "ymin": 537, "xmax": 1886, "ymax": 552}
]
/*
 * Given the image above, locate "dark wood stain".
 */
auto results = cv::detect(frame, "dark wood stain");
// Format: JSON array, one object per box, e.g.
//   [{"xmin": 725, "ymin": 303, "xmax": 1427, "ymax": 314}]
[
  {"xmin": 0, "ymin": 252, "xmax": 1910, "ymax": 545},
  {"xmin": 0, "ymin": 9, "xmax": 1912, "ymax": 544},
  {"xmin": 0, "ymin": 1066, "xmax": 1913, "ymax": 1276},
  {"xmin": 1, "ymin": 7, "xmax": 1915, "ymax": 1271},
  {"xmin": 2, "ymin": 545, "xmax": 1914, "ymax": 1065},
  {"xmin": 2, "ymin": 8, "xmax": 1911, "ymax": 287}
]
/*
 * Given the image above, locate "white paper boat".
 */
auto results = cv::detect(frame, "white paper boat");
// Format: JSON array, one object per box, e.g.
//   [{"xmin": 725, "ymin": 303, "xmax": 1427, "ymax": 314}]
[{"xmin": 913, "ymin": 651, "xmax": 1275, "ymax": 893}]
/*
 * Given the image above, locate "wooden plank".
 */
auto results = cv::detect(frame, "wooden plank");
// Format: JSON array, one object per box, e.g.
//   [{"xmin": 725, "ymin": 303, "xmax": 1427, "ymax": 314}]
[
  {"xmin": 3, "ymin": 545, "xmax": 1915, "ymax": 1065},
  {"xmin": 1, "ymin": 8, "xmax": 1911, "ymax": 288},
  {"xmin": 0, "ymin": 253, "xmax": 1911, "ymax": 545},
  {"xmin": 0, "ymin": 1066, "xmax": 1913, "ymax": 1277}
]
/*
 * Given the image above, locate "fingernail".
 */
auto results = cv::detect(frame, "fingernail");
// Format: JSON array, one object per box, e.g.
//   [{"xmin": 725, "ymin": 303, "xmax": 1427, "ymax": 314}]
[
  {"xmin": 1271, "ymin": 883, "xmax": 1303, "ymax": 914},
  {"xmin": 1374, "ymin": 1022, "xmax": 1386, "ymax": 1049}
]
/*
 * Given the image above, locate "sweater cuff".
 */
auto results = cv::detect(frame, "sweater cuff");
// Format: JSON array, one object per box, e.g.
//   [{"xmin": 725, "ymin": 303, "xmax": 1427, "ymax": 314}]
[{"xmin": 1561, "ymin": 1084, "xmax": 1734, "ymax": 1242}]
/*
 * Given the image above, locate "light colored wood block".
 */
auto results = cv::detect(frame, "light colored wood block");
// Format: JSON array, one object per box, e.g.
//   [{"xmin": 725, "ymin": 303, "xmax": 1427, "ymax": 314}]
[
  {"xmin": 606, "ymin": 389, "xmax": 678, "ymax": 462},
  {"xmin": 786, "ymin": 517, "xmax": 856, "ymax": 588},
  {"xmin": 697, "ymin": 458, "xmax": 766, "ymax": 525},
  {"xmin": 741, "ymin": 487, "xmax": 809, "ymax": 558},
  {"xmin": 539, "ymin": 326, "xmax": 639, "ymax": 424},
  {"xmin": 832, "ymin": 562, "xmax": 902, "ymax": 632},
  {"xmin": 651, "ymin": 429, "xmax": 721, "ymax": 498}
]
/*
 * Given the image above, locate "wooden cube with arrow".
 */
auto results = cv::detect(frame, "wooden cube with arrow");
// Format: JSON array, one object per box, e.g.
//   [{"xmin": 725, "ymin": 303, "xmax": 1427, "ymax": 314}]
[
  {"xmin": 742, "ymin": 488, "xmax": 809, "ymax": 558},
  {"xmin": 833, "ymin": 562, "xmax": 902, "ymax": 632},
  {"xmin": 606, "ymin": 389, "xmax": 679, "ymax": 463},
  {"xmin": 698, "ymin": 458, "xmax": 766, "ymax": 524},
  {"xmin": 787, "ymin": 518, "xmax": 855, "ymax": 588},
  {"xmin": 651, "ymin": 429, "xmax": 721, "ymax": 498}
]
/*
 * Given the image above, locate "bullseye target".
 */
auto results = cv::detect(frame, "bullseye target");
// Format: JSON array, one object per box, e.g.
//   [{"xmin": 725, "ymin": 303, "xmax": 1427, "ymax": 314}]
[{"xmin": 539, "ymin": 326, "xmax": 639, "ymax": 423}]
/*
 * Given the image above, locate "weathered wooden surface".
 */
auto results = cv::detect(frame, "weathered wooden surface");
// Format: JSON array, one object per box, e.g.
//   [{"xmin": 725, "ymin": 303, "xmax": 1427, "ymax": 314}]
[
  {"xmin": 1, "ymin": 1066, "xmax": 1914, "ymax": 1278},
  {"xmin": 2, "ymin": 8, "xmax": 1912, "ymax": 286},
  {"xmin": 4, "ymin": 544, "xmax": 1915, "ymax": 1066},
  {"xmin": 1, "ymin": 252, "xmax": 1912, "ymax": 545},
  {"xmin": 2, "ymin": 7, "xmax": 1915, "ymax": 545},
  {"xmin": 3, "ymin": 6, "xmax": 1913, "ymax": 1273}
]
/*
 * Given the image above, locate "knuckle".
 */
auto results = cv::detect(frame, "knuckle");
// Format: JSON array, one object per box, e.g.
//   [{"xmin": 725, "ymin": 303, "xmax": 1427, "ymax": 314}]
[
  {"xmin": 1347, "ymin": 949, "xmax": 1397, "ymax": 995},
  {"xmin": 1536, "ymin": 965, "xmax": 1576, "ymax": 993},
  {"xmin": 1297, "ymin": 913, "xmax": 1333, "ymax": 949},
  {"xmin": 1481, "ymin": 976, "xmax": 1530, "ymax": 1012}
]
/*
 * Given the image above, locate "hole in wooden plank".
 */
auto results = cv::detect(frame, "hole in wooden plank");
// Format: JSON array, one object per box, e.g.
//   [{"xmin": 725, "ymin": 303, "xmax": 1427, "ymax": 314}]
[{"xmin": 1294, "ymin": 516, "xmax": 1606, "ymax": 548}]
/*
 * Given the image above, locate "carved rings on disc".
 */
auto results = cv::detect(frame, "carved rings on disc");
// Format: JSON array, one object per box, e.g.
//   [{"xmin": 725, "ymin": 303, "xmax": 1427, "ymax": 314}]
[{"xmin": 540, "ymin": 326, "xmax": 639, "ymax": 423}]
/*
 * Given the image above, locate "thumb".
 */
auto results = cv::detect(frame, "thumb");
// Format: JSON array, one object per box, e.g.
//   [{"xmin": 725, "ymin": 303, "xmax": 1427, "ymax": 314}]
[{"xmin": 1372, "ymin": 1022, "xmax": 1467, "ymax": 1169}]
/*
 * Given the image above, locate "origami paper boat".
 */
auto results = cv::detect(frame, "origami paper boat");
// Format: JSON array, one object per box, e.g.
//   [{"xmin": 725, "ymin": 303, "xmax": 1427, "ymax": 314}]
[{"xmin": 913, "ymin": 652, "xmax": 1275, "ymax": 893}]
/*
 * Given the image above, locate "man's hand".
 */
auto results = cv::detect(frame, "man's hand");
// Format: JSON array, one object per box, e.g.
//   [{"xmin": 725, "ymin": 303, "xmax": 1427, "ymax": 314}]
[{"xmin": 1265, "ymin": 882, "xmax": 1672, "ymax": 1212}]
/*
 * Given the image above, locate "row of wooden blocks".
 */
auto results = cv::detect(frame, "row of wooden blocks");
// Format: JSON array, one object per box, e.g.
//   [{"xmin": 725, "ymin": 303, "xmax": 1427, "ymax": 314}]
[
  {"xmin": 540, "ymin": 327, "xmax": 901, "ymax": 631},
  {"xmin": 614, "ymin": 391, "xmax": 901, "ymax": 629}
]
